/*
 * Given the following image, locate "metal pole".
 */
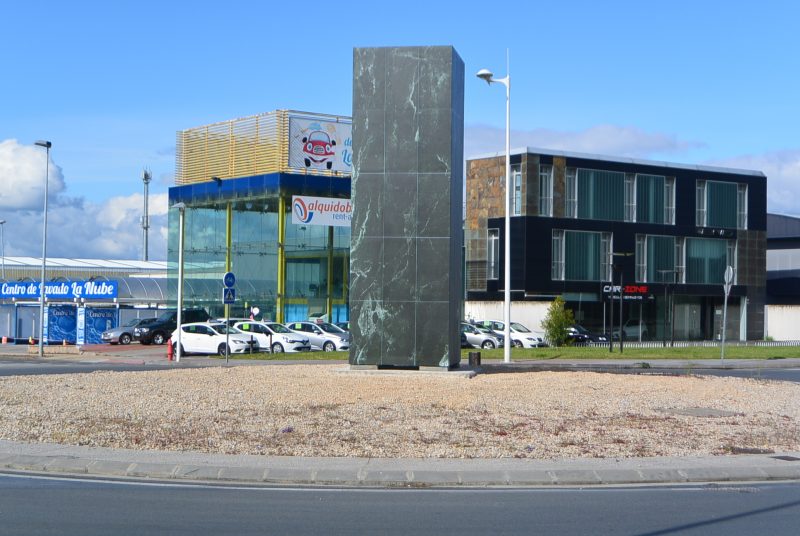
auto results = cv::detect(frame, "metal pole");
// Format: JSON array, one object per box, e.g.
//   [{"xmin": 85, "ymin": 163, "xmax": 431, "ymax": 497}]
[
  {"xmin": 619, "ymin": 272, "xmax": 624, "ymax": 354},
  {"xmin": 35, "ymin": 141, "xmax": 51, "ymax": 358},
  {"xmin": 502, "ymin": 60, "xmax": 511, "ymax": 364},
  {"xmin": 175, "ymin": 204, "xmax": 185, "ymax": 363},
  {"xmin": 142, "ymin": 170, "xmax": 151, "ymax": 261},
  {"xmin": 721, "ymin": 292, "xmax": 728, "ymax": 361},
  {"xmin": 0, "ymin": 220, "xmax": 6, "ymax": 280},
  {"xmin": 609, "ymin": 280, "xmax": 614, "ymax": 353}
]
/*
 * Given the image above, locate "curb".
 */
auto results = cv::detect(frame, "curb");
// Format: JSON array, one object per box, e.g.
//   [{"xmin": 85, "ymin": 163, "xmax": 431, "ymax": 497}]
[{"xmin": 1, "ymin": 444, "xmax": 799, "ymax": 488}]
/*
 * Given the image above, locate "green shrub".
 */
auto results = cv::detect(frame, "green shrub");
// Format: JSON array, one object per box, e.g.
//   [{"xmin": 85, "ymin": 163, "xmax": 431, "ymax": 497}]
[{"xmin": 541, "ymin": 296, "xmax": 575, "ymax": 347}]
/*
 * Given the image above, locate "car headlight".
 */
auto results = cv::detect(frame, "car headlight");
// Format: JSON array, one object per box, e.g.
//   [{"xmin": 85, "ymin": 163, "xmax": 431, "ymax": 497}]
[
  {"xmin": 232, "ymin": 340, "xmax": 248, "ymax": 345},
  {"xmin": 138, "ymin": 327, "xmax": 149, "ymax": 333}
]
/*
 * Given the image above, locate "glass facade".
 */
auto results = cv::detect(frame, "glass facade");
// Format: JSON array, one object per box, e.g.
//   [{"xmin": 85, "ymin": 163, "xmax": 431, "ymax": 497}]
[
  {"xmin": 636, "ymin": 174, "xmax": 666, "ymax": 224},
  {"xmin": 539, "ymin": 164, "xmax": 553, "ymax": 216},
  {"xmin": 635, "ymin": 234, "xmax": 675, "ymax": 283},
  {"xmin": 685, "ymin": 237, "xmax": 732, "ymax": 285},
  {"xmin": 512, "ymin": 165, "xmax": 522, "ymax": 216},
  {"xmin": 553, "ymin": 230, "xmax": 612, "ymax": 281},
  {"xmin": 168, "ymin": 173, "xmax": 350, "ymax": 323},
  {"xmin": 697, "ymin": 180, "xmax": 746, "ymax": 229}
]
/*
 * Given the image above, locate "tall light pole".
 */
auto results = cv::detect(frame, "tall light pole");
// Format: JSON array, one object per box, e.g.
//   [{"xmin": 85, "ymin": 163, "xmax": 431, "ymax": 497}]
[
  {"xmin": 35, "ymin": 140, "xmax": 52, "ymax": 358},
  {"xmin": 477, "ymin": 58, "xmax": 512, "ymax": 363},
  {"xmin": 172, "ymin": 202, "xmax": 186, "ymax": 363},
  {"xmin": 0, "ymin": 219, "xmax": 6, "ymax": 281},
  {"xmin": 142, "ymin": 169, "xmax": 152, "ymax": 261}
]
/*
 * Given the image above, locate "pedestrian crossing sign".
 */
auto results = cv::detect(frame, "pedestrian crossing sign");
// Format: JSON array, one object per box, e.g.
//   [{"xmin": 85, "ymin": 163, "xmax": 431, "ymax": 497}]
[{"xmin": 223, "ymin": 287, "xmax": 236, "ymax": 304}]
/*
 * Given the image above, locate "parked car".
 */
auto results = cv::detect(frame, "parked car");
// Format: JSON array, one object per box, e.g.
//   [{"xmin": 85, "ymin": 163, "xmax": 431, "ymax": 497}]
[
  {"xmin": 136, "ymin": 308, "xmax": 210, "ymax": 345},
  {"xmin": 567, "ymin": 324, "xmax": 609, "ymax": 345},
  {"xmin": 460, "ymin": 322, "xmax": 500, "ymax": 349},
  {"xmin": 101, "ymin": 317, "xmax": 157, "ymax": 345},
  {"xmin": 170, "ymin": 322, "xmax": 258, "ymax": 356},
  {"xmin": 477, "ymin": 320, "xmax": 547, "ymax": 348},
  {"xmin": 233, "ymin": 321, "xmax": 311, "ymax": 353},
  {"xmin": 613, "ymin": 320, "xmax": 650, "ymax": 341},
  {"xmin": 285, "ymin": 321, "xmax": 350, "ymax": 351},
  {"xmin": 476, "ymin": 325, "xmax": 505, "ymax": 347}
]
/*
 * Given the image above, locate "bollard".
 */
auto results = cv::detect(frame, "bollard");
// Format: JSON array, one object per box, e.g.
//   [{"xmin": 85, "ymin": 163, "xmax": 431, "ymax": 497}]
[
  {"xmin": 468, "ymin": 351, "xmax": 481, "ymax": 367},
  {"xmin": 1, "ymin": 336, "xmax": 6, "ymax": 344},
  {"xmin": 167, "ymin": 338, "xmax": 174, "ymax": 361}
]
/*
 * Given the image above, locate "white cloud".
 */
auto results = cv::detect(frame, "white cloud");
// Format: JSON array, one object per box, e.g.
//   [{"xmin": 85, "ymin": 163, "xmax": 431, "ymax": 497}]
[
  {"xmin": 0, "ymin": 139, "xmax": 66, "ymax": 210},
  {"xmin": 0, "ymin": 138, "xmax": 168, "ymax": 260},
  {"xmin": 708, "ymin": 150, "xmax": 800, "ymax": 217},
  {"xmin": 465, "ymin": 124, "xmax": 705, "ymax": 160}
]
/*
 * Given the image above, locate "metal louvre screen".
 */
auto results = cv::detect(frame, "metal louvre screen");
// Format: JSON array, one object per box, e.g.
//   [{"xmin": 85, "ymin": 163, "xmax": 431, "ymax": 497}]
[
  {"xmin": 637, "ymin": 174, "xmax": 665, "ymax": 224},
  {"xmin": 707, "ymin": 181, "xmax": 738, "ymax": 229},
  {"xmin": 686, "ymin": 237, "xmax": 727, "ymax": 284},
  {"xmin": 565, "ymin": 231, "xmax": 601, "ymax": 281},
  {"xmin": 577, "ymin": 169, "xmax": 624, "ymax": 221},
  {"xmin": 176, "ymin": 110, "xmax": 350, "ymax": 184}
]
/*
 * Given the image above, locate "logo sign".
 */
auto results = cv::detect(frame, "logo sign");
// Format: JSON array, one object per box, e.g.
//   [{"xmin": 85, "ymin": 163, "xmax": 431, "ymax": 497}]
[
  {"xmin": 288, "ymin": 116, "xmax": 352, "ymax": 174},
  {"xmin": 292, "ymin": 195, "xmax": 352, "ymax": 227},
  {"xmin": 0, "ymin": 281, "xmax": 119, "ymax": 300},
  {"xmin": 223, "ymin": 272, "xmax": 236, "ymax": 288},
  {"xmin": 603, "ymin": 285, "xmax": 650, "ymax": 301}
]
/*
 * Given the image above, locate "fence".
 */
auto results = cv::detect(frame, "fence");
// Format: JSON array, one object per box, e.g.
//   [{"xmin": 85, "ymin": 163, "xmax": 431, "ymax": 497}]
[{"xmin": 584, "ymin": 340, "xmax": 800, "ymax": 349}]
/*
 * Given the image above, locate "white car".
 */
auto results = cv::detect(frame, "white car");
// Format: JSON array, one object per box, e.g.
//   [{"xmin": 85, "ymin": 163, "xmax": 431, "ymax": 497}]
[
  {"xmin": 284, "ymin": 321, "xmax": 350, "ymax": 351},
  {"xmin": 478, "ymin": 320, "xmax": 547, "ymax": 348},
  {"xmin": 170, "ymin": 322, "xmax": 258, "ymax": 356},
  {"xmin": 233, "ymin": 321, "xmax": 312, "ymax": 353}
]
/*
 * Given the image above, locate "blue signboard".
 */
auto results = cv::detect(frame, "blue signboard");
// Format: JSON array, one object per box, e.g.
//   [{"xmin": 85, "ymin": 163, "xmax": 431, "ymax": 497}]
[
  {"xmin": 47, "ymin": 305, "xmax": 77, "ymax": 344},
  {"xmin": 84, "ymin": 308, "xmax": 117, "ymax": 344},
  {"xmin": 0, "ymin": 281, "xmax": 119, "ymax": 300},
  {"xmin": 223, "ymin": 272, "xmax": 236, "ymax": 288},
  {"xmin": 223, "ymin": 287, "xmax": 236, "ymax": 304}
]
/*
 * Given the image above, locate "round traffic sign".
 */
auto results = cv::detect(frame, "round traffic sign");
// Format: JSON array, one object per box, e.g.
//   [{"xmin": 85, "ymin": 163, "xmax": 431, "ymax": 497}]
[{"xmin": 223, "ymin": 272, "xmax": 236, "ymax": 288}]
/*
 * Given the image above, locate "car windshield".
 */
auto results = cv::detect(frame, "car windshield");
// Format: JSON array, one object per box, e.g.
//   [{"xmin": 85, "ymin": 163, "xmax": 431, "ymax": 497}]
[
  {"xmin": 510, "ymin": 322, "xmax": 531, "ymax": 333},
  {"xmin": 309, "ymin": 131, "xmax": 329, "ymax": 142},
  {"xmin": 318, "ymin": 323, "xmax": 345, "ymax": 334},
  {"xmin": 477, "ymin": 327, "xmax": 496, "ymax": 335},
  {"xmin": 574, "ymin": 325, "xmax": 590, "ymax": 334},
  {"xmin": 209, "ymin": 324, "xmax": 241, "ymax": 335},
  {"xmin": 156, "ymin": 310, "xmax": 176, "ymax": 322},
  {"xmin": 267, "ymin": 323, "xmax": 293, "ymax": 334},
  {"xmin": 123, "ymin": 318, "xmax": 140, "ymax": 327}
]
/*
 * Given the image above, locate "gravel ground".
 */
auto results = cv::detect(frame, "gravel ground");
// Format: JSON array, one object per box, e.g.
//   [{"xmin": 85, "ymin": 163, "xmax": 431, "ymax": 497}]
[{"xmin": 1, "ymin": 365, "xmax": 798, "ymax": 459}]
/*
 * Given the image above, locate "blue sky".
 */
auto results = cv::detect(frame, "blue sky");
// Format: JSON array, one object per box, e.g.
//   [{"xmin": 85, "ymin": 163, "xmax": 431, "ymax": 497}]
[{"xmin": 1, "ymin": 0, "xmax": 799, "ymax": 260}]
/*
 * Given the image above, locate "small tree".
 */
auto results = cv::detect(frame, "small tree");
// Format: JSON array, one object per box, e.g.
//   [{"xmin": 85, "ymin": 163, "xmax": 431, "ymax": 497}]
[{"xmin": 541, "ymin": 296, "xmax": 575, "ymax": 347}]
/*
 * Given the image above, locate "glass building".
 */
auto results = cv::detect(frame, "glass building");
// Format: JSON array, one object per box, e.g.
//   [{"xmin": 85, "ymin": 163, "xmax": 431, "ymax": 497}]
[{"xmin": 168, "ymin": 110, "xmax": 352, "ymax": 323}]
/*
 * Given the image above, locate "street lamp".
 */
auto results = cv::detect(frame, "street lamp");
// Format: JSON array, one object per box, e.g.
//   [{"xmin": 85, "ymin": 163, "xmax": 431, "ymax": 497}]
[
  {"xmin": 477, "ymin": 60, "xmax": 512, "ymax": 364},
  {"xmin": 34, "ymin": 140, "xmax": 51, "ymax": 358},
  {"xmin": 0, "ymin": 219, "xmax": 6, "ymax": 281},
  {"xmin": 656, "ymin": 269, "xmax": 676, "ymax": 348},
  {"xmin": 172, "ymin": 202, "xmax": 186, "ymax": 363}
]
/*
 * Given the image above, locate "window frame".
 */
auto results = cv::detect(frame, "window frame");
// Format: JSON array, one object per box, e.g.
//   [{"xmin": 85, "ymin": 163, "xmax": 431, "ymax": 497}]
[
  {"xmin": 487, "ymin": 228, "xmax": 500, "ymax": 280},
  {"xmin": 512, "ymin": 164, "xmax": 522, "ymax": 216},
  {"xmin": 538, "ymin": 164, "xmax": 553, "ymax": 217}
]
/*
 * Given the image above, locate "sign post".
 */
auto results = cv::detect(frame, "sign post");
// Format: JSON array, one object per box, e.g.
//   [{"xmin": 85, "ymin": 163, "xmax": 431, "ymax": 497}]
[
  {"xmin": 223, "ymin": 272, "xmax": 236, "ymax": 364},
  {"xmin": 721, "ymin": 265, "xmax": 734, "ymax": 362}
]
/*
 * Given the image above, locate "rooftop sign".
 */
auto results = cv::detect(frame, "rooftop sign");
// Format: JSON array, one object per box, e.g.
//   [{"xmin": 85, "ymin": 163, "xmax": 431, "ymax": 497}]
[{"xmin": 1, "ymin": 281, "xmax": 119, "ymax": 300}]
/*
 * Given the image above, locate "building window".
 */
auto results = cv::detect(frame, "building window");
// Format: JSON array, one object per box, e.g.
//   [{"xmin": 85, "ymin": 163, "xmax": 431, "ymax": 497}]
[
  {"xmin": 539, "ymin": 164, "xmax": 553, "ymax": 217},
  {"xmin": 565, "ymin": 168, "xmax": 577, "ymax": 218},
  {"xmin": 664, "ymin": 177, "xmax": 675, "ymax": 225},
  {"xmin": 675, "ymin": 237, "xmax": 685, "ymax": 283},
  {"xmin": 696, "ymin": 181, "xmax": 707, "ymax": 227},
  {"xmin": 737, "ymin": 183, "xmax": 748, "ymax": 230},
  {"xmin": 685, "ymin": 237, "xmax": 736, "ymax": 284},
  {"xmin": 553, "ymin": 229, "xmax": 612, "ymax": 281},
  {"xmin": 727, "ymin": 239, "xmax": 738, "ymax": 284},
  {"xmin": 635, "ymin": 234, "xmax": 676, "ymax": 283},
  {"xmin": 487, "ymin": 228, "xmax": 499, "ymax": 280},
  {"xmin": 512, "ymin": 165, "xmax": 522, "ymax": 216},
  {"xmin": 636, "ymin": 174, "xmax": 666, "ymax": 224},
  {"xmin": 577, "ymin": 168, "xmax": 625, "ymax": 221},
  {"xmin": 551, "ymin": 230, "xmax": 564, "ymax": 280},
  {"xmin": 625, "ymin": 174, "xmax": 636, "ymax": 222},
  {"xmin": 698, "ymin": 180, "xmax": 744, "ymax": 229}
]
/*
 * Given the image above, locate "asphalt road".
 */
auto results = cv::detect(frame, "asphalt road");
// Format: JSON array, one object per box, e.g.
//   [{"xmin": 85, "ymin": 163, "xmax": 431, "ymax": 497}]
[{"xmin": 0, "ymin": 474, "xmax": 798, "ymax": 535}]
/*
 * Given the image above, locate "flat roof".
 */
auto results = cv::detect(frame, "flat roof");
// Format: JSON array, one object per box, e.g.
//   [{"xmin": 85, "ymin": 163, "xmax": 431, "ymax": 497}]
[
  {"xmin": 468, "ymin": 146, "xmax": 766, "ymax": 178},
  {"xmin": 1, "ymin": 257, "xmax": 167, "ymax": 270}
]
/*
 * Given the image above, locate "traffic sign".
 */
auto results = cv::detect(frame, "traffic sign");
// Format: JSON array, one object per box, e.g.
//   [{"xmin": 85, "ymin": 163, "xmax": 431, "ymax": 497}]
[
  {"xmin": 223, "ymin": 272, "xmax": 236, "ymax": 288},
  {"xmin": 223, "ymin": 287, "xmax": 236, "ymax": 304}
]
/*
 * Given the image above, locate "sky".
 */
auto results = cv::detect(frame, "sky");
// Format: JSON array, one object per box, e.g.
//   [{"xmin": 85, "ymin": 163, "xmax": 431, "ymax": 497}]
[{"xmin": 1, "ymin": 0, "xmax": 799, "ymax": 261}]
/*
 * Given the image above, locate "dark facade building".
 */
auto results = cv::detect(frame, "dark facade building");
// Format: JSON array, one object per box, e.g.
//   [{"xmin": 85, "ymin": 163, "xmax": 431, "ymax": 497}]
[{"xmin": 465, "ymin": 148, "xmax": 767, "ymax": 342}]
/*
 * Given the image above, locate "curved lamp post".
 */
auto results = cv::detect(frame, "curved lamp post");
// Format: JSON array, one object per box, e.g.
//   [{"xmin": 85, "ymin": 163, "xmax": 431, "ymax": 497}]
[
  {"xmin": 34, "ymin": 140, "xmax": 51, "ymax": 358},
  {"xmin": 476, "ymin": 64, "xmax": 511, "ymax": 363}
]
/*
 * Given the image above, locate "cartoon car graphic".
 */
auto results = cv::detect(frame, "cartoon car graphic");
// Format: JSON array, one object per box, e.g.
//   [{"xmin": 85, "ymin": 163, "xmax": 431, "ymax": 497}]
[{"xmin": 302, "ymin": 131, "xmax": 337, "ymax": 169}]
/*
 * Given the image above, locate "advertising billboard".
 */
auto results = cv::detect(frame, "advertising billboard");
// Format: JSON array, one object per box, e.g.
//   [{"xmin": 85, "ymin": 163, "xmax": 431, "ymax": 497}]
[
  {"xmin": 288, "ymin": 116, "xmax": 352, "ymax": 174},
  {"xmin": 291, "ymin": 196, "xmax": 352, "ymax": 227}
]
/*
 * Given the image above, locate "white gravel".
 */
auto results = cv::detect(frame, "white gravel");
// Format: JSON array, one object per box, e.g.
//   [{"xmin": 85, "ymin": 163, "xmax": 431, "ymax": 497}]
[{"xmin": 0, "ymin": 365, "xmax": 797, "ymax": 459}]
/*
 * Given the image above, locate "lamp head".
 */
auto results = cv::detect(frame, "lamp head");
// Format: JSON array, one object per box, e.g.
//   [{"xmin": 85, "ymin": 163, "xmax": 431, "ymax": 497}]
[
  {"xmin": 0, "ymin": 220, "xmax": 6, "ymax": 225},
  {"xmin": 172, "ymin": 202, "xmax": 186, "ymax": 211},
  {"xmin": 211, "ymin": 176, "xmax": 222, "ymax": 184},
  {"xmin": 476, "ymin": 69, "xmax": 494, "ymax": 84},
  {"xmin": 34, "ymin": 140, "xmax": 52, "ymax": 149}
]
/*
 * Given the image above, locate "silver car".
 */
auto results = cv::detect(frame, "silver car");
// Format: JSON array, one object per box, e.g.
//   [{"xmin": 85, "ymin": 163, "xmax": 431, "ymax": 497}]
[
  {"xmin": 460, "ymin": 322, "xmax": 500, "ymax": 349},
  {"xmin": 284, "ymin": 321, "xmax": 350, "ymax": 351},
  {"xmin": 101, "ymin": 317, "xmax": 157, "ymax": 345},
  {"xmin": 233, "ymin": 321, "xmax": 312, "ymax": 353}
]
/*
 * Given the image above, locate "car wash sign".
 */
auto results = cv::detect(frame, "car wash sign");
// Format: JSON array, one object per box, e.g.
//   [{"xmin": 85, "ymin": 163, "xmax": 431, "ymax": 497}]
[
  {"xmin": 288, "ymin": 115, "xmax": 352, "ymax": 174},
  {"xmin": 292, "ymin": 196, "xmax": 352, "ymax": 227},
  {"xmin": 1, "ymin": 280, "xmax": 119, "ymax": 300}
]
